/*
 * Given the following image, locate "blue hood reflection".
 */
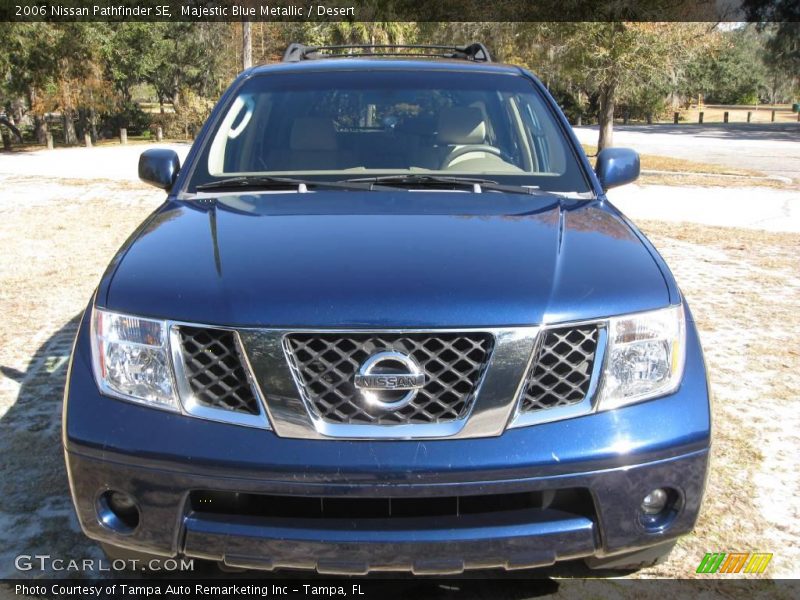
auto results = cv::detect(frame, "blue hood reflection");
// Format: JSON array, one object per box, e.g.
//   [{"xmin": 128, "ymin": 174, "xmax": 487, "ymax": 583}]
[{"xmin": 98, "ymin": 191, "xmax": 669, "ymax": 327}]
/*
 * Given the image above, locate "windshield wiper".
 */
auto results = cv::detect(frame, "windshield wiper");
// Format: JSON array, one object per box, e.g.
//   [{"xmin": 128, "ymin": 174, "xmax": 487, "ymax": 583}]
[
  {"xmin": 195, "ymin": 176, "xmax": 377, "ymax": 193},
  {"xmin": 344, "ymin": 174, "xmax": 544, "ymax": 196}
]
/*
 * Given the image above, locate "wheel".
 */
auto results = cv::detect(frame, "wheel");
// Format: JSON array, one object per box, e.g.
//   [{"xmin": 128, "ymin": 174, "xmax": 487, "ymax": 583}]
[{"xmin": 584, "ymin": 540, "xmax": 677, "ymax": 571}]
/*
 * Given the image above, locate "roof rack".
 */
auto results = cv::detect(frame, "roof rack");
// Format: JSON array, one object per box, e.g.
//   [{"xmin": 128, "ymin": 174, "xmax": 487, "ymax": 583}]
[{"xmin": 281, "ymin": 43, "xmax": 492, "ymax": 63}]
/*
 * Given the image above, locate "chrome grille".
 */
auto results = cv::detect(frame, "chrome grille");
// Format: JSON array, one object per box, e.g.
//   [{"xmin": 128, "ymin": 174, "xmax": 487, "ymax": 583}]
[
  {"xmin": 284, "ymin": 333, "xmax": 494, "ymax": 425},
  {"xmin": 520, "ymin": 326, "xmax": 599, "ymax": 412},
  {"xmin": 177, "ymin": 327, "xmax": 261, "ymax": 415}
]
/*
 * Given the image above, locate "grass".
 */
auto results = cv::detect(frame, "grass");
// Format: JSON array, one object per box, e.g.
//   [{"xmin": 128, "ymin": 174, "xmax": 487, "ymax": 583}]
[
  {"xmin": 581, "ymin": 144, "xmax": 792, "ymax": 188},
  {"xmin": 582, "ymin": 144, "xmax": 759, "ymax": 175},
  {"xmin": 609, "ymin": 105, "xmax": 799, "ymax": 126},
  {"xmin": 1, "ymin": 174, "xmax": 798, "ymax": 584},
  {"xmin": 676, "ymin": 105, "xmax": 799, "ymax": 125},
  {"xmin": 633, "ymin": 220, "xmax": 800, "ymax": 580}
]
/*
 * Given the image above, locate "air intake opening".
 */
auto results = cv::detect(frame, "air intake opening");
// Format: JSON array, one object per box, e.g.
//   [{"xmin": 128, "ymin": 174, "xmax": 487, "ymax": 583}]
[{"xmin": 189, "ymin": 488, "xmax": 594, "ymax": 521}]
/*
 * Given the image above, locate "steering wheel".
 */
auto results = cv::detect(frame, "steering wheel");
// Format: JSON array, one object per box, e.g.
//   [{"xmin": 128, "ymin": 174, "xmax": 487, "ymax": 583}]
[{"xmin": 443, "ymin": 144, "xmax": 508, "ymax": 167}]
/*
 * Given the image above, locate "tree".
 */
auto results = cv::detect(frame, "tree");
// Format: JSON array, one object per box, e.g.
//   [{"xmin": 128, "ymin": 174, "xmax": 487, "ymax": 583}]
[
  {"xmin": 744, "ymin": 1, "xmax": 799, "ymax": 101},
  {"xmin": 559, "ymin": 22, "xmax": 713, "ymax": 150},
  {"xmin": 324, "ymin": 21, "xmax": 414, "ymax": 46},
  {"xmin": 0, "ymin": 22, "xmax": 59, "ymax": 143},
  {"xmin": 51, "ymin": 23, "xmax": 111, "ymax": 144},
  {"xmin": 242, "ymin": 21, "xmax": 253, "ymax": 70},
  {"xmin": 102, "ymin": 23, "xmax": 162, "ymax": 103},
  {"xmin": 145, "ymin": 23, "xmax": 230, "ymax": 112},
  {"xmin": 681, "ymin": 26, "xmax": 768, "ymax": 105}
]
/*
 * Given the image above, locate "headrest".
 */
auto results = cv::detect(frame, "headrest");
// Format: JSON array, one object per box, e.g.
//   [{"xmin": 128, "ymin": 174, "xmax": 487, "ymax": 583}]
[
  {"xmin": 290, "ymin": 118, "xmax": 337, "ymax": 151},
  {"xmin": 436, "ymin": 107, "xmax": 486, "ymax": 145}
]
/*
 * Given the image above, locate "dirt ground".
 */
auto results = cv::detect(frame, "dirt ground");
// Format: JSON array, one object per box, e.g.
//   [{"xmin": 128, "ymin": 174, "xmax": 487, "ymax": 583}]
[{"xmin": 0, "ymin": 172, "xmax": 797, "ymax": 593}]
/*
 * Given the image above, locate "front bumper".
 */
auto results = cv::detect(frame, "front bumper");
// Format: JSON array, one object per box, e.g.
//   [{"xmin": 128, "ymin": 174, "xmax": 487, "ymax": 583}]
[{"xmin": 63, "ymin": 309, "xmax": 711, "ymax": 574}]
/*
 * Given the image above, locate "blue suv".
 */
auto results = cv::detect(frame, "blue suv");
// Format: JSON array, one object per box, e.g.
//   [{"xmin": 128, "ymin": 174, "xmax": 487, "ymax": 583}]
[{"xmin": 63, "ymin": 43, "xmax": 710, "ymax": 574}]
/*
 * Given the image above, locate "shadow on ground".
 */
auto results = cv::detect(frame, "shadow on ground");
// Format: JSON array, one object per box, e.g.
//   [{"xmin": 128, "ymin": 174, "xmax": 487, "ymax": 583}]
[
  {"xmin": 0, "ymin": 315, "xmax": 100, "ymax": 579},
  {"xmin": 0, "ymin": 317, "xmax": 624, "ymax": 592}
]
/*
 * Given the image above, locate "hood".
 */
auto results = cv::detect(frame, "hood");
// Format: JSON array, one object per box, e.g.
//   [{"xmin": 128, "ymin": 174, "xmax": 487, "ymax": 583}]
[{"xmin": 100, "ymin": 191, "xmax": 670, "ymax": 328}]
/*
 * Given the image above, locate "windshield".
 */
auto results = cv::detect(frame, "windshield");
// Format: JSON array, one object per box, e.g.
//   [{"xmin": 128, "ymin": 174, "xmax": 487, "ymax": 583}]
[{"xmin": 188, "ymin": 69, "xmax": 590, "ymax": 193}]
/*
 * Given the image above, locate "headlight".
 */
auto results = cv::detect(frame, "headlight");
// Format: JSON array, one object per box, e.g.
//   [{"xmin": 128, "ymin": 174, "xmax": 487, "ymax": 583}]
[
  {"xmin": 91, "ymin": 308, "xmax": 178, "ymax": 411},
  {"xmin": 597, "ymin": 304, "xmax": 685, "ymax": 410}
]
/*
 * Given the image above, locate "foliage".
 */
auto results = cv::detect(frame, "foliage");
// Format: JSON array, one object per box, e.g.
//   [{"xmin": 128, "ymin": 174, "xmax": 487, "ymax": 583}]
[
  {"xmin": 169, "ymin": 88, "xmax": 214, "ymax": 139},
  {"xmin": 98, "ymin": 100, "xmax": 151, "ymax": 137},
  {"xmin": 0, "ymin": 18, "xmax": 797, "ymax": 150},
  {"xmin": 682, "ymin": 26, "xmax": 770, "ymax": 105}
]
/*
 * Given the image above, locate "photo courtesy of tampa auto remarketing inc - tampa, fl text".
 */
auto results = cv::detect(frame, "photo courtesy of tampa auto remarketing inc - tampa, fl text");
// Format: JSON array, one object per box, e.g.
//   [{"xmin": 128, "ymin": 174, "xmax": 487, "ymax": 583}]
[{"xmin": 0, "ymin": 0, "xmax": 798, "ymax": 599}]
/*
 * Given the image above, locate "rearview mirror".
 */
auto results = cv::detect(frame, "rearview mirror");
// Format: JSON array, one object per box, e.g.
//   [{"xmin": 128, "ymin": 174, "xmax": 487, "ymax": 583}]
[
  {"xmin": 138, "ymin": 149, "xmax": 181, "ymax": 190},
  {"xmin": 595, "ymin": 148, "xmax": 640, "ymax": 191}
]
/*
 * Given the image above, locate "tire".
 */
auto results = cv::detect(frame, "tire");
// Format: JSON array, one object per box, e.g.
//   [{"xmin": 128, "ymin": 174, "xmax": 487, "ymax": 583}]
[{"xmin": 584, "ymin": 540, "xmax": 677, "ymax": 572}]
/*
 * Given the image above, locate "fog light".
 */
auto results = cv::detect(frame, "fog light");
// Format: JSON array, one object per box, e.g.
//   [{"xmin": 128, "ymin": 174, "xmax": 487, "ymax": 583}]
[
  {"xmin": 641, "ymin": 488, "xmax": 669, "ymax": 515},
  {"xmin": 97, "ymin": 490, "xmax": 140, "ymax": 533}
]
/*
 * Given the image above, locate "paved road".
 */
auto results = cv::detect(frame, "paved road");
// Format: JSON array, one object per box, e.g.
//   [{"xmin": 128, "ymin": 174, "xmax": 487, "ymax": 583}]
[{"xmin": 573, "ymin": 123, "xmax": 800, "ymax": 183}]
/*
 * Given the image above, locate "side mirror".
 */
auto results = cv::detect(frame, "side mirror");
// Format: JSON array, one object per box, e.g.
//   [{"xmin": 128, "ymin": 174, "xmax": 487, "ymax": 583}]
[
  {"xmin": 595, "ymin": 147, "xmax": 640, "ymax": 191},
  {"xmin": 138, "ymin": 149, "xmax": 180, "ymax": 190}
]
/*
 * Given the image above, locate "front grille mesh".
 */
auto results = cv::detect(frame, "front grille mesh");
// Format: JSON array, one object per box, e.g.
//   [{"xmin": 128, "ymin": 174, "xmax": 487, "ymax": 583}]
[
  {"xmin": 177, "ymin": 326, "xmax": 261, "ymax": 415},
  {"xmin": 284, "ymin": 333, "xmax": 494, "ymax": 425},
  {"xmin": 520, "ymin": 326, "xmax": 599, "ymax": 412}
]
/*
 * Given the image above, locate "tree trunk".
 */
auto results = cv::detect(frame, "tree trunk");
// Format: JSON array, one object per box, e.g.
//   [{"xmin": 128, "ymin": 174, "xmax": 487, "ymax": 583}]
[
  {"xmin": 34, "ymin": 115, "xmax": 47, "ymax": 145},
  {"xmin": 597, "ymin": 82, "xmax": 616, "ymax": 151},
  {"xmin": 90, "ymin": 107, "xmax": 98, "ymax": 143},
  {"xmin": 77, "ymin": 107, "xmax": 87, "ymax": 141},
  {"xmin": 242, "ymin": 21, "xmax": 252, "ymax": 70},
  {"xmin": 172, "ymin": 82, "xmax": 181, "ymax": 112},
  {"xmin": 28, "ymin": 89, "xmax": 48, "ymax": 145},
  {"xmin": 63, "ymin": 109, "xmax": 77, "ymax": 146}
]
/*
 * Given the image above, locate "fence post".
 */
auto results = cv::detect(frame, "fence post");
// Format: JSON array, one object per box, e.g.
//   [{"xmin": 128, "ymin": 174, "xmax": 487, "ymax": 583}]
[
  {"xmin": 747, "ymin": 111, "xmax": 752, "ymax": 123},
  {"xmin": 698, "ymin": 112, "xmax": 704, "ymax": 124},
  {"xmin": 156, "ymin": 126, "xmax": 163, "ymax": 142},
  {"xmin": 723, "ymin": 111, "xmax": 729, "ymax": 123},
  {"xmin": 46, "ymin": 132, "xmax": 54, "ymax": 150},
  {"xmin": 771, "ymin": 110, "xmax": 776, "ymax": 122},
  {"xmin": 673, "ymin": 112, "xmax": 679, "ymax": 124},
  {"xmin": 119, "ymin": 128, "xmax": 127, "ymax": 144}
]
